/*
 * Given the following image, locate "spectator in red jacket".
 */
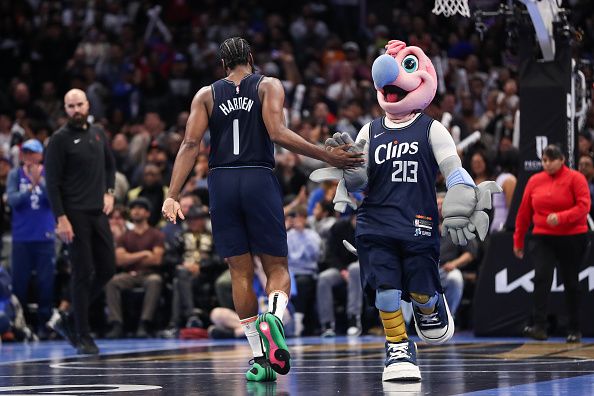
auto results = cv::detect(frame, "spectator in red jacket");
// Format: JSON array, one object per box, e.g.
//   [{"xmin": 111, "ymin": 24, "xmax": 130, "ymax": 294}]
[{"xmin": 514, "ymin": 144, "xmax": 591, "ymax": 343}]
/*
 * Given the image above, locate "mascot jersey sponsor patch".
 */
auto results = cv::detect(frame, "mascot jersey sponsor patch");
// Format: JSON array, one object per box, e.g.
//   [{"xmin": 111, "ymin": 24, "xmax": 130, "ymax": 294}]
[{"xmin": 356, "ymin": 114, "xmax": 439, "ymax": 241}]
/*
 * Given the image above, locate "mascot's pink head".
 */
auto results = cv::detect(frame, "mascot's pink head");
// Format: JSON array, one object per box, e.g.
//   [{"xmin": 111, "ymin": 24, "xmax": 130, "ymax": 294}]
[{"xmin": 371, "ymin": 40, "xmax": 437, "ymax": 121}]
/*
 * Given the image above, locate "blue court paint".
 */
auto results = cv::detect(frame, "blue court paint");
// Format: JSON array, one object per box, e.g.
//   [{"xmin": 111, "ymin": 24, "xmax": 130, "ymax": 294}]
[{"xmin": 3, "ymin": 332, "xmax": 593, "ymax": 365}]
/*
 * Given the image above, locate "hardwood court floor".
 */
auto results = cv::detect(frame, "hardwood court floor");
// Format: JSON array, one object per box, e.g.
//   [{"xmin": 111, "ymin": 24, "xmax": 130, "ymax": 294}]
[{"xmin": 2, "ymin": 334, "xmax": 594, "ymax": 395}]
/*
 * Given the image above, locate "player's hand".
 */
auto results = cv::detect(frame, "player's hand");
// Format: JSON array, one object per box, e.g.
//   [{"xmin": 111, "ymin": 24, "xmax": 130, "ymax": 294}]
[
  {"xmin": 103, "ymin": 193, "xmax": 115, "ymax": 215},
  {"xmin": 546, "ymin": 213, "xmax": 559, "ymax": 226},
  {"xmin": 56, "ymin": 215, "xmax": 74, "ymax": 244},
  {"xmin": 513, "ymin": 247, "xmax": 524, "ymax": 259},
  {"xmin": 326, "ymin": 146, "xmax": 364, "ymax": 169},
  {"xmin": 162, "ymin": 197, "xmax": 185, "ymax": 224},
  {"xmin": 325, "ymin": 132, "xmax": 366, "ymax": 169}
]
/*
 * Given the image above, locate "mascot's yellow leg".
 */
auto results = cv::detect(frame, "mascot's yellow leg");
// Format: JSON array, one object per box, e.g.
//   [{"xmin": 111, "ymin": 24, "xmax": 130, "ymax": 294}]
[
  {"xmin": 410, "ymin": 292, "xmax": 434, "ymax": 315},
  {"xmin": 380, "ymin": 309, "xmax": 407, "ymax": 343}
]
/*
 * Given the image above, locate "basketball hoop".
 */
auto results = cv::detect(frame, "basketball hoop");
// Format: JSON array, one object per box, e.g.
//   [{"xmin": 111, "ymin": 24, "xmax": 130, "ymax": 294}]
[{"xmin": 432, "ymin": 0, "xmax": 471, "ymax": 18}]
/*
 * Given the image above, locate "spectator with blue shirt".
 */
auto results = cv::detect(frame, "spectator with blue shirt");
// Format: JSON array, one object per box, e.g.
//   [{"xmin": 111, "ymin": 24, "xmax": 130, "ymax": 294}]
[
  {"xmin": 7, "ymin": 139, "xmax": 56, "ymax": 339},
  {"xmin": 287, "ymin": 205, "xmax": 321, "ymax": 336}
]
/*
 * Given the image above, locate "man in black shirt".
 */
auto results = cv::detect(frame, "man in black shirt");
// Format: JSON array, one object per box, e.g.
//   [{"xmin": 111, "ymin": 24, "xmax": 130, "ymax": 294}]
[{"xmin": 45, "ymin": 88, "xmax": 116, "ymax": 354}]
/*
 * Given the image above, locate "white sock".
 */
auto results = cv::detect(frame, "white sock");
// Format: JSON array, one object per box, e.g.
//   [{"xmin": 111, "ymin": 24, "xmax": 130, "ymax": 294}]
[
  {"xmin": 240, "ymin": 316, "xmax": 264, "ymax": 358},
  {"xmin": 268, "ymin": 290, "xmax": 289, "ymax": 321}
]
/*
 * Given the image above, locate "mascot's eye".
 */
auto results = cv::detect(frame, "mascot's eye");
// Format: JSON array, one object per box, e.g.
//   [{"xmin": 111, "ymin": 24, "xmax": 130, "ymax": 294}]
[{"xmin": 402, "ymin": 55, "xmax": 419, "ymax": 73}]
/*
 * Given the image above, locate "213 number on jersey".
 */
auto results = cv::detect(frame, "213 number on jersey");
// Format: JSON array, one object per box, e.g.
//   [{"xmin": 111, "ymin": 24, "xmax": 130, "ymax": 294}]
[{"xmin": 392, "ymin": 160, "xmax": 418, "ymax": 183}]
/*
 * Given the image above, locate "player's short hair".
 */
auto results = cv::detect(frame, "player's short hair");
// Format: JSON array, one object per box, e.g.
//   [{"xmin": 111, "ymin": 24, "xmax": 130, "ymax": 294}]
[{"xmin": 220, "ymin": 37, "xmax": 252, "ymax": 70}]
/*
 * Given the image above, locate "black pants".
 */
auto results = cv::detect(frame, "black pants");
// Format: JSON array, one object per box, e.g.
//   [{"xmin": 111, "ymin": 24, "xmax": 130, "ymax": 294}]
[
  {"xmin": 293, "ymin": 274, "xmax": 318, "ymax": 334},
  {"xmin": 67, "ymin": 209, "xmax": 116, "ymax": 335},
  {"xmin": 527, "ymin": 233, "xmax": 590, "ymax": 332}
]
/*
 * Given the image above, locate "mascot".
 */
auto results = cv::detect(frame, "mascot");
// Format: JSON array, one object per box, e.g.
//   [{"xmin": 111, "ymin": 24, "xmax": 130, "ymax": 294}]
[{"xmin": 310, "ymin": 40, "xmax": 501, "ymax": 381}]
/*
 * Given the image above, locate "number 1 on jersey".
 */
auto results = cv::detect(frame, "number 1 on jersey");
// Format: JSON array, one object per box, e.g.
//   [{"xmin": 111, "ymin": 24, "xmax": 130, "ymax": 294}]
[{"xmin": 233, "ymin": 119, "xmax": 239, "ymax": 155}]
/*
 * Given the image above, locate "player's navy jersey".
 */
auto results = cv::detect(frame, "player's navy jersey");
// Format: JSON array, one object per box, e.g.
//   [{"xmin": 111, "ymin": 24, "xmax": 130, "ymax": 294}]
[
  {"xmin": 208, "ymin": 74, "xmax": 275, "ymax": 169},
  {"xmin": 356, "ymin": 114, "xmax": 439, "ymax": 242}
]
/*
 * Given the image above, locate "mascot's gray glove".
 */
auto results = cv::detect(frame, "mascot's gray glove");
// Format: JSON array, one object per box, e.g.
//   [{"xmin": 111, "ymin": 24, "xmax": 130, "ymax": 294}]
[
  {"xmin": 309, "ymin": 132, "xmax": 367, "ymax": 213},
  {"xmin": 440, "ymin": 157, "xmax": 502, "ymax": 246}
]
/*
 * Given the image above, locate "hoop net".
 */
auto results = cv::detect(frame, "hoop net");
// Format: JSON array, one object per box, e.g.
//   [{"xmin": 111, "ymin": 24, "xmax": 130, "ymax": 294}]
[{"xmin": 432, "ymin": 0, "xmax": 471, "ymax": 17}]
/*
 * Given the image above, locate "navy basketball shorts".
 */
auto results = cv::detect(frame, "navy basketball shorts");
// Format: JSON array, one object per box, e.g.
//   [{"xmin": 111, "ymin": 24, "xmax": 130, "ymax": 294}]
[
  {"xmin": 355, "ymin": 234, "xmax": 443, "ymax": 305},
  {"xmin": 208, "ymin": 167, "xmax": 288, "ymax": 258}
]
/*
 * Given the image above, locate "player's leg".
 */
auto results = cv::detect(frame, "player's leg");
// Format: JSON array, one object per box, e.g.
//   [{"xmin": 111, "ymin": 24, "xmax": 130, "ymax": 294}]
[
  {"xmin": 228, "ymin": 253, "xmax": 276, "ymax": 382},
  {"xmin": 258, "ymin": 254, "xmax": 291, "ymax": 375},
  {"xmin": 259, "ymin": 254, "xmax": 291, "ymax": 320},
  {"xmin": 242, "ymin": 169, "xmax": 291, "ymax": 375},
  {"xmin": 209, "ymin": 169, "xmax": 274, "ymax": 381},
  {"xmin": 356, "ymin": 235, "xmax": 421, "ymax": 381},
  {"xmin": 403, "ymin": 240, "xmax": 454, "ymax": 344}
]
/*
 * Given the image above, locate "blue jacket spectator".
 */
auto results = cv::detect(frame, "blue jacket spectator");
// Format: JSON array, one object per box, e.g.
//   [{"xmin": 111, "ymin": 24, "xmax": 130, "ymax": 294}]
[{"xmin": 6, "ymin": 139, "xmax": 56, "ymax": 338}]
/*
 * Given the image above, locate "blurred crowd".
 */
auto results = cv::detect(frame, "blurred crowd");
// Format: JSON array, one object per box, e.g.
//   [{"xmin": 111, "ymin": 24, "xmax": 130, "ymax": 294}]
[{"xmin": 0, "ymin": 0, "xmax": 593, "ymax": 341}]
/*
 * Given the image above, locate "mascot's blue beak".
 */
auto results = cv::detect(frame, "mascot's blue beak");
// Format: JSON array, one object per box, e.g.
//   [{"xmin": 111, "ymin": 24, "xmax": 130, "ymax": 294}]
[{"xmin": 372, "ymin": 54, "xmax": 399, "ymax": 91}]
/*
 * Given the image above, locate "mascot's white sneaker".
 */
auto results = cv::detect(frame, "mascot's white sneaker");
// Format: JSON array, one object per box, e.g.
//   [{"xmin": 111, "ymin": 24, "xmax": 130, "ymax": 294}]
[
  {"xmin": 412, "ymin": 293, "xmax": 455, "ymax": 344},
  {"xmin": 382, "ymin": 340, "xmax": 421, "ymax": 381}
]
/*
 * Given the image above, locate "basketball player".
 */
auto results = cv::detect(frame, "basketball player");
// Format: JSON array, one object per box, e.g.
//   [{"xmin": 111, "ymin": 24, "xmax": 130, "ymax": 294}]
[{"xmin": 162, "ymin": 37, "xmax": 363, "ymax": 382}]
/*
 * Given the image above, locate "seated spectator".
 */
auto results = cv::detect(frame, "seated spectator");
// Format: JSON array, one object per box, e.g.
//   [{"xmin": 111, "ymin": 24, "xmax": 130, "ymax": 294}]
[
  {"xmin": 0, "ymin": 265, "xmax": 37, "ymax": 342},
  {"xmin": 283, "ymin": 186, "xmax": 308, "ymax": 216},
  {"xmin": 469, "ymin": 150, "xmax": 494, "ymax": 185},
  {"xmin": 579, "ymin": 131, "xmax": 593, "ymax": 157},
  {"xmin": 436, "ymin": 192, "xmax": 476, "ymax": 316},
  {"xmin": 274, "ymin": 152, "xmax": 308, "ymax": 197},
  {"xmin": 130, "ymin": 139, "xmax": 172, "ymax": 187},
  {"xmin": 108, "ymin": 204, "xmax": 128, "ymax": 242},
  {"xmin": 105, "ymin": 198, "xmax": 165, "ymax": 338},
  {"xmin": 114, "ymin": 171, "xmax": 130, "ymax": 205},
  {"xmin": 127, "ymin": 163, "xmax": 169, "ymax": 227},
  {"xmin": 308, "ymin": 180, "xmax": 362, "ymax": 218},
  {"xmin": 335, "ymin": 100, "xmax": 370, "ymax": 140},
  {"xmin": 163, "ymin": 205, "xmax": 215, "ymax": 337},
  {"xmin": 308, "ymin": 199, "xmax": 337, "ymax": 241},
  {"xmin": 184, "ymin": 152, "xmax": 209, "ymax": 191},
  {"xmin": 161, "ymin": 192, "xmax": 201, "ymax": 248},
  {"xmin": 287, "ymin": 206, "xmax": 320, "ymax": 336},
  {"xmin": 317, "ymin": 215, "xmax": 362, "ymax": 337},
  {"xmin": 491, "ymin": 148, "xmax": 518, "ymax": 232}
]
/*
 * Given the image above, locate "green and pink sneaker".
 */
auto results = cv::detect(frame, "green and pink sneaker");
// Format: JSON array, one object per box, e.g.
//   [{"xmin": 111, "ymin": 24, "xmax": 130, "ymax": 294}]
[
  {"xmin": 245, "ymin": 356, "xmax": 277, "ymax": 382},
  {"xmin": 256, "ymin": 313, "xmax": 291, "ymax": 375}
]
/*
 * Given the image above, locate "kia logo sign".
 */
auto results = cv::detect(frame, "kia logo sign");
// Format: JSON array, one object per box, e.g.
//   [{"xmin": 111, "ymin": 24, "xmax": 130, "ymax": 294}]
[{"xmin": 495, "ymin": 267, "xmax": 594, "ymax": 293}]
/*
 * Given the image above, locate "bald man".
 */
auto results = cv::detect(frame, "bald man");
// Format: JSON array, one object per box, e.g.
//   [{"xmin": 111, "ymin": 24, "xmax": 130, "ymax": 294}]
[{"xmin": 45, "ymin": 89, "xmax": 116, "ymax": 354}]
